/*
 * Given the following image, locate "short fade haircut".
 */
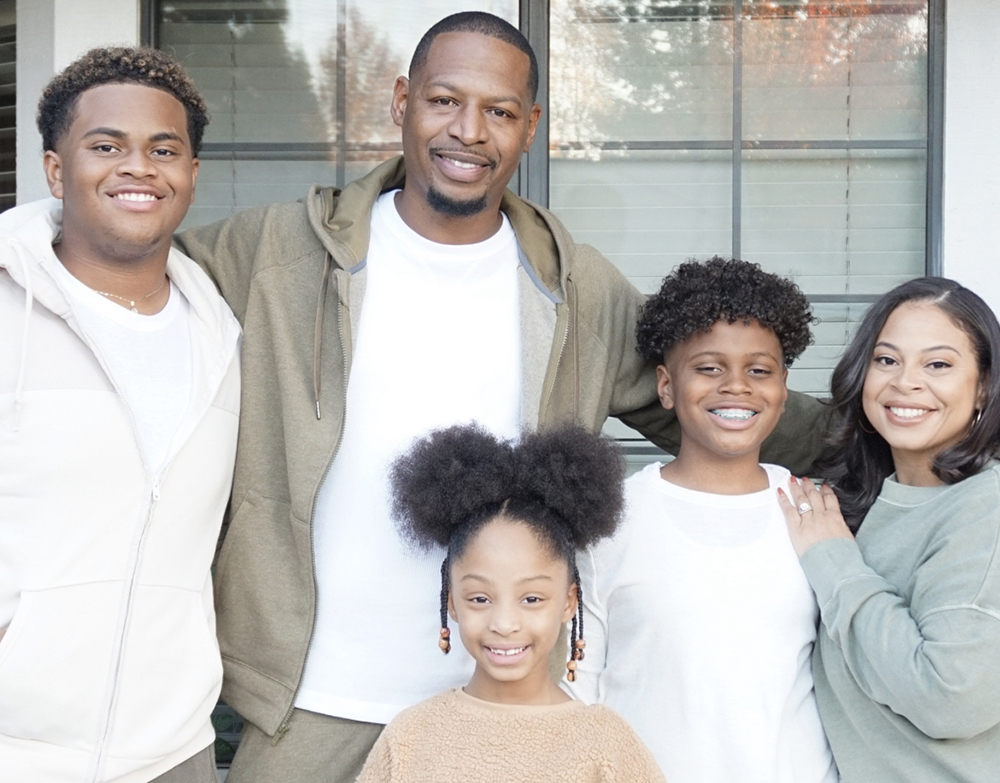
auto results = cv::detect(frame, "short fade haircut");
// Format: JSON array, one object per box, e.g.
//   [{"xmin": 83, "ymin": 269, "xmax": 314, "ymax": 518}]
[
  {"xmin": 38, "ymin": 46, "xmax": 209, "ymax": 156},
  {"xmin": 409, "ymin": 11, "xmax": 539, "ymax": 102},
  {"xmin": 636, "ymin": 256, "xmax": 815, "ymax": 367}
]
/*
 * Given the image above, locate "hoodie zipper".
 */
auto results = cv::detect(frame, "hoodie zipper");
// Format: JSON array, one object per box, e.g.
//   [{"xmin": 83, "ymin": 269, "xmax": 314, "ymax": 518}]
[
  {"xmin": 539, "ymin": 303, "xmax": 570, "ymax": 426},
  {"xmin": 273, "ymin": 273, "xmax": 351, "ymax": 744}
]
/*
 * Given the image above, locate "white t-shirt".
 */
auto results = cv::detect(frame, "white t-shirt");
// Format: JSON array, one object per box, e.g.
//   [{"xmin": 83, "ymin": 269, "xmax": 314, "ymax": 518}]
[
  {"xmin": 49, "ymin": 256, "xmax": 192, "ymax": 476},
  {"xmin": 296, "ymin": 191, "xmax": 522, "ymax": 723},
  {"xmin": 571, "ymin": 462, "xmax": 838, "ymax": 783}
]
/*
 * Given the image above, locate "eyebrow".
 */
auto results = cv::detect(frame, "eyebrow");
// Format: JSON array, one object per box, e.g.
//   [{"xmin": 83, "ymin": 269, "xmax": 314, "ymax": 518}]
[
  {"xmin": 689, "ymin": 350, "xmax": 778, "ymax": 361},
  {"xmin": 427, "ymin": 80, "xmax": 525, "ymax": 108},
  {"xmin": 874, "ymin": 341, "xmax": 962, "ymax": 354},
  {"xmin": 81, "ymin": 128, "xmax": 186, "ymax": 144},
  {"xmin": 460, "ymin": 573, "xmax": 554, "ymax": 585}
]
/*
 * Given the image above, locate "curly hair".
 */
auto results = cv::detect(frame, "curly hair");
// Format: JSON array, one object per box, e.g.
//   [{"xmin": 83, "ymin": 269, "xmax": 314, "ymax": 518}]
[
  {"xmin": 390, "ymin": 424, "xmax": 624, "ymax": 671},
  {"xmin": 37, "ymin": 46, "xmax": 209, "ymax": 155},
  {"xmin": 636, "ymin": 257, "xmax": 815, "ymax": 366}
]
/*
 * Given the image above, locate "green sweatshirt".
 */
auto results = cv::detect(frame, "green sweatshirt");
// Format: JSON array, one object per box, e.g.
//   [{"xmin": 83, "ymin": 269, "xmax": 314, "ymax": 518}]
[{"xmin": 800, "ymin": 463, "xmax": 1000, "ymax": 782}]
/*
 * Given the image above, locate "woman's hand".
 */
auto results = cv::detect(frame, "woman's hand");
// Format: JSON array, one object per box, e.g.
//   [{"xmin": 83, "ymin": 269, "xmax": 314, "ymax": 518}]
[{"xmin": 778, "ymin": 477, "xmax": 855, "ymax": 557}]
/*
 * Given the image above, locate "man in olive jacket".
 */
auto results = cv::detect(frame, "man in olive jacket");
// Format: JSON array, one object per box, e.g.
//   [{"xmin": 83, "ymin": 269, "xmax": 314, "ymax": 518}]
[{"xmin": 176, "ymin": 12, "xmax": 828, "ymax": 783}]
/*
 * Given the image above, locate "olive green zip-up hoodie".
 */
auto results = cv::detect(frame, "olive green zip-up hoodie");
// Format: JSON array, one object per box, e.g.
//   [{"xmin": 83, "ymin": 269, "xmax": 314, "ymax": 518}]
[{"xmin": 176, "ymin": 157, "xmax": 828, "ymax": 738}]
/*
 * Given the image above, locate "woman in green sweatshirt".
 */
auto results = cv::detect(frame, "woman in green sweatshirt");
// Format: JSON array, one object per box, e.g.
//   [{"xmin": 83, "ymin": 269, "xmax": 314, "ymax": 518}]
[{"xmin": 778, "ymin": 277, "xmax": 1000, "ymax": 783}]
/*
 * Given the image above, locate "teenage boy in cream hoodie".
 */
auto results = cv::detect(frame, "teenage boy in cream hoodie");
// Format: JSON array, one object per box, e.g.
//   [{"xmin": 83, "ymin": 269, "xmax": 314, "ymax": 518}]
[{"xmin": 0, "ymin": 48, "xmax": 240, "ymax": 782}]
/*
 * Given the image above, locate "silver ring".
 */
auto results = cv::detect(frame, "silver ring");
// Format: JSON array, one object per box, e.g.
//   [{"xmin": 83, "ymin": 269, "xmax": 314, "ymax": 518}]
[{"xmin": 797, "ymin": 502, "xmax": 813, "ymax": 514}]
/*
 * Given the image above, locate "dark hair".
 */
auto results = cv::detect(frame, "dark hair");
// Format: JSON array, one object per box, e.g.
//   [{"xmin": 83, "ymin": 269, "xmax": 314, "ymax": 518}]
[
  {"xmin": 823, "ymin": 277, "xmax": 1000, "ymax": 529},
  {"xmin": 409, "ymin": 12, "xmax": 539, "ymax": 101},
  {"xmin": 636, "ymin": 256, "xmax": 815, "ymax": 366},
  {"xmin": 38, "ymin": 46, "xmax": 209, "ymax": 156},
  {"xmin": 390, "ymin": 424, "xmax": 624, "ymax": 677}
]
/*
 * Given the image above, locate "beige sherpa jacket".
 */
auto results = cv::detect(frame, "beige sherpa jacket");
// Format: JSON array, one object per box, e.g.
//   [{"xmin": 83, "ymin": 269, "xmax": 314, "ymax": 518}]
[
  {"xmin": 356, "ymin": 688, "xmax": 667, "ymax": 782},
  {"xmin": 175, "ymin": 156, "xmax": 829, "ymax": 739}
]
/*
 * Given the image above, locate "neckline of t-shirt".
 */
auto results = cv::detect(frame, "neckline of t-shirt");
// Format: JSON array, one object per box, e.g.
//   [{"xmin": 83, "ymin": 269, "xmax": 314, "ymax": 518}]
[
  {"xmin": 374, "ymin": 189, "xmax": 516, "ymax": 261},
  {"xmin": 645, "ymin": 460, "xmax": 789, "ymax": 509},
  {"xmin": 47, "ymin": 251, "xmax": 183, "ymax": 331},
  {"xmin": 453, "ymin": 687, "xmax": 585, "ymax": 714}
]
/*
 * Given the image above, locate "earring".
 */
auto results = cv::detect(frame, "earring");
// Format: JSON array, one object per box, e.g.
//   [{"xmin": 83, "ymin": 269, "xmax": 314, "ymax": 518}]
[
  {"xmin": 438, "ymin": 626, "xmax": 451, "ymax": 654},
  {"xmin": 974, "ymin": 409, "xmax": 984, "ymax": 427}
]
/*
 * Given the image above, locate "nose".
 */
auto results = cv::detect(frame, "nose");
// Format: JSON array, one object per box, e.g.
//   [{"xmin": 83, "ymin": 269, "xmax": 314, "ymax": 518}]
[
  {"xmin": 893, "ymin": 360, "xmax": 924, "ymax": 391},
  {"xmin": 116, "ymin": 147, "xmax": 156, "ymax": 179},
  {"xmin": 448, "ymin": 104, "xmax": 489, "ymax": 146},
  {"xmin": 719, "ymin": 369, "xmax": 751, "ymax": 395},
  {"xmin": 488, "ymin": 600, "xmax": 520, "ymax": 636}
]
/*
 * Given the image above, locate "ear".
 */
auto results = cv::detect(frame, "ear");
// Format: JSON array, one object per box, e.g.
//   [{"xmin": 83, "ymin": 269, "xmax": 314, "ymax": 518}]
[
  {"xmin": 655, "ymin": 364, "xmax": 675, "ymax": 411},
  {"xmin": 561, "ymin": 580, "xmax": 578, "ymax": 625},
  {"xmin": 189, "ymin": 158, "xmax": 200, "ymax": 204},
  {"xmin": 523, "ymin": 104, "xmax": 542, "ymax": 152},
  {"xmin": 390, "ymin": 75, "xmax": 410, "ymax": 128},
  {"xmin": 447, "ymin": 590, "xmax": 458, "ymax": 624},
  {"xmin": 43, "ymin": 150, "xmax": 65, "ymax": 199},
  {"xmin": 779, "ymin": 366, "xmax": 789, "ymax": 415}
]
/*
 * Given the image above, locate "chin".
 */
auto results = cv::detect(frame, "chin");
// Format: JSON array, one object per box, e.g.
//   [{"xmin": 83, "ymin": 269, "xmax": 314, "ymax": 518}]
[{"xmin": 427, "ymin": 186, "xmax": 488, "ymax": 218}]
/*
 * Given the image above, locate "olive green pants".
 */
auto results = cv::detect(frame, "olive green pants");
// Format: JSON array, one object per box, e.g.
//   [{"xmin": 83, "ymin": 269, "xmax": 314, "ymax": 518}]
[
  {"xmin": 151, "ymin": 744, "xmax": 218, "ymax": 783},
  {"xmin": 226, "ymin": 709, "xmax": 384, "ymax": 783}
]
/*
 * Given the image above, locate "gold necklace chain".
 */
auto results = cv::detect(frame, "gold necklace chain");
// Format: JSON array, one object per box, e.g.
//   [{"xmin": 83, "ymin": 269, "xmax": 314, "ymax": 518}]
[{"xmin": 94, "ymin": 276, "xmax": 168, "ymax": 313}]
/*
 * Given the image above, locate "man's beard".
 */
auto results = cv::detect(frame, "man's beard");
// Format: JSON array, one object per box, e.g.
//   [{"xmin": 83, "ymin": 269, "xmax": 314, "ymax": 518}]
[{"xmin": 427, "ymin": 185, "xmax": 488, "ymax": 218}]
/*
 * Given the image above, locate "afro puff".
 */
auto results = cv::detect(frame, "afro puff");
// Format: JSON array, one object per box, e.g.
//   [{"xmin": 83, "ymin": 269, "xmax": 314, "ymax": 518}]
[
  {"xmin": 38, "ymin": 46, "xmax": 209, "ymax": 155},
  {"xmin": 390, "ymin": 423, "xmax": 624, "ymax": 668},
  {"xmin": 636, "ymin": 256, "xmax": 815, "ymax": 367},
  {"xmin": 391, "ymin": 424, "xmax": 624, "ymax": 561}
]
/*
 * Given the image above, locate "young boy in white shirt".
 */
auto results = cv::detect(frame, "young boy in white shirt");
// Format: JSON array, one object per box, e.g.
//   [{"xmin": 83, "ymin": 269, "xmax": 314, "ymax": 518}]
[{"xmin": 568, "ymin": 257, "xmax": 838, "ymax": 783}]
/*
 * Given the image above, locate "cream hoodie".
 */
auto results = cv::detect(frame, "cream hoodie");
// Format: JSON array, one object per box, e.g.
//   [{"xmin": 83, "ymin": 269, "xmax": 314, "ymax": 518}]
[{"xmin": 0, "ymin": 199, "xmax": 241, "ymax": 782}]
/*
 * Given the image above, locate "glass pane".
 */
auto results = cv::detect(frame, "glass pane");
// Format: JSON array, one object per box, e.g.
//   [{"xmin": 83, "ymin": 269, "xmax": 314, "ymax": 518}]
[
  {"xmin": 549, "ymin": 0, "xmax": 733, "ymax": 148},
  {"xmin": 743, "ymin": 0, "xmax": 928, "ymax": 140},
  {"xmin": 743, "ymin": 147, "xmax": 925, "ymax": 395},
  {"xmin": 157, "ymin": 0, "xmax": 518, "ymax": 229},
  {"xmin": 551, "ymin": 151, "xmax": 732, "ymax": 294}
]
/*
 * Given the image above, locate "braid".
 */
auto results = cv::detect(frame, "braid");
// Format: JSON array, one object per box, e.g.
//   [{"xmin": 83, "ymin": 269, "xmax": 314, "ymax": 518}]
[
  {"xmin": 566, "ymin": 566, "xmax": 585, "ymax": 681},
  {"xmin": 437, "ymin": 556, "xmax": 451, "ymax": 654}
]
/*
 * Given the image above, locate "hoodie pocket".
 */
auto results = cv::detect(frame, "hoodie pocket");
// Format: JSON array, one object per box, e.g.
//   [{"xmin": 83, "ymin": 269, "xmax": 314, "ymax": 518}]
[
  {"xmin": 0, "ymin": 583, "xmax": 123, "ymax": 750},
  {"xmin": 107, "ymin": 584, "xmax": 222, "ymax": 761}
]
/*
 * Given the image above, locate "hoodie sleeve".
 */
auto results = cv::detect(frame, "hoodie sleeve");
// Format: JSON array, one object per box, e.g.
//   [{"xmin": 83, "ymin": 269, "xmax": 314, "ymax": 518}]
[{"xmin": 174, "ymin": 205, "xmax": 273, "ymax": 323}]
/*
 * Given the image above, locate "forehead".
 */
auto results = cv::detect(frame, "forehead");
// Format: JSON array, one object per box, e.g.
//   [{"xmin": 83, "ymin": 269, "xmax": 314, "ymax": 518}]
[
  {"xmin": 416, "ymin": 31, "xmax": 533, "ymax": 101},
  {"xmin": 880, "ymin": 302, "xmax": 975, "ymax": 348},
  {"xmin": 66, "ymin": 83, "xmax": 190, "ymax": 143},
  {"xmin": 671, "ymin": 319, "xmax": 783, "ymax": 361},
  {"xmin": 453, "ymin": 518, "xmax": 569, "ymax": 577}
]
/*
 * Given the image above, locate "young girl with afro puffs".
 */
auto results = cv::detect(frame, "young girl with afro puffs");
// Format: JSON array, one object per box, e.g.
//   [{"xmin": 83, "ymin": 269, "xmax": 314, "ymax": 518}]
[
  {"xmin": 566, "ymin": 258, "xmax": 838, "ymax": 783},
  {"xmin": 355, "ymin": 425, "xmax": 666, "ymax": 783}
]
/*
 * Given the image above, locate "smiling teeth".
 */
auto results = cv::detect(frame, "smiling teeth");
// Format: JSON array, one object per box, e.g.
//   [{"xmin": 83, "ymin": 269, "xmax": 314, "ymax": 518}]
[
  {"xmin": 711, "ymin": 409, "xmax": 755, "ymax": 421},
  {"xmin": 889, "ymin": 407, "xmax": 929, "ymax": 419},
  {"xmin": 114, "ymin": 193, "xmax": 158, "ymax": 202},
  {"xmin": 444, "ymin": 157, "xmax": 481, "ymax": 169},
  {"xmin": 488, "ymin": 647, "xmax": 525, "ymax": 656}
]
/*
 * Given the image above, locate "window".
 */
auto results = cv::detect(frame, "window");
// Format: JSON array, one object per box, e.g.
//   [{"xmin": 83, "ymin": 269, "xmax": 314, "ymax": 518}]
[
  {"xmin": 149, "ymin": 0, "xmax": 940, "ymax": 460},
  {"xmin": 149, "ymin": 1, "xmax": 518, "ymax": 229},
  {"xmin": 547, "ymin": 0, "xmax": 935, "ymax": 403}
]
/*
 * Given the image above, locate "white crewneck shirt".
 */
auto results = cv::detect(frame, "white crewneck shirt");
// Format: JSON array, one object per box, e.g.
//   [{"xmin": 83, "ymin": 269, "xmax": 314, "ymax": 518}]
[
  {"xmin": 296, "ymin": 191, "xmax": 522, "ymax": 723},
  {"xmin": 570, "ymin": 462, "xmax": 838, "ymax": 783},
  {"xmin": 48, "ymin": 255, "xmax": 192, "ymax": 477}
]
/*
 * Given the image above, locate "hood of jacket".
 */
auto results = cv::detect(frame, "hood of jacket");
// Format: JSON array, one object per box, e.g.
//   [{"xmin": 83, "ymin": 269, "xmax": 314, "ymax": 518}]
[
  {"xmin": 1, "ymin": 197, "xmax": 241, "ymax": 430},
  {"xmin": 301, "ymin": 156, "xmax": 571, "ymax": 301}
]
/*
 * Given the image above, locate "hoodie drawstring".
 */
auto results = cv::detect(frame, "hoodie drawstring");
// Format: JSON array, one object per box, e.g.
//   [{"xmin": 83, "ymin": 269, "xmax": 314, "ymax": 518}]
[
  {"xmin": 12, "ymin": 242, "xmax": 33, "ymax": 431},
  {"xmin": 313, "ymin": 252, "xmax": 333, "ymax": 419}
]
